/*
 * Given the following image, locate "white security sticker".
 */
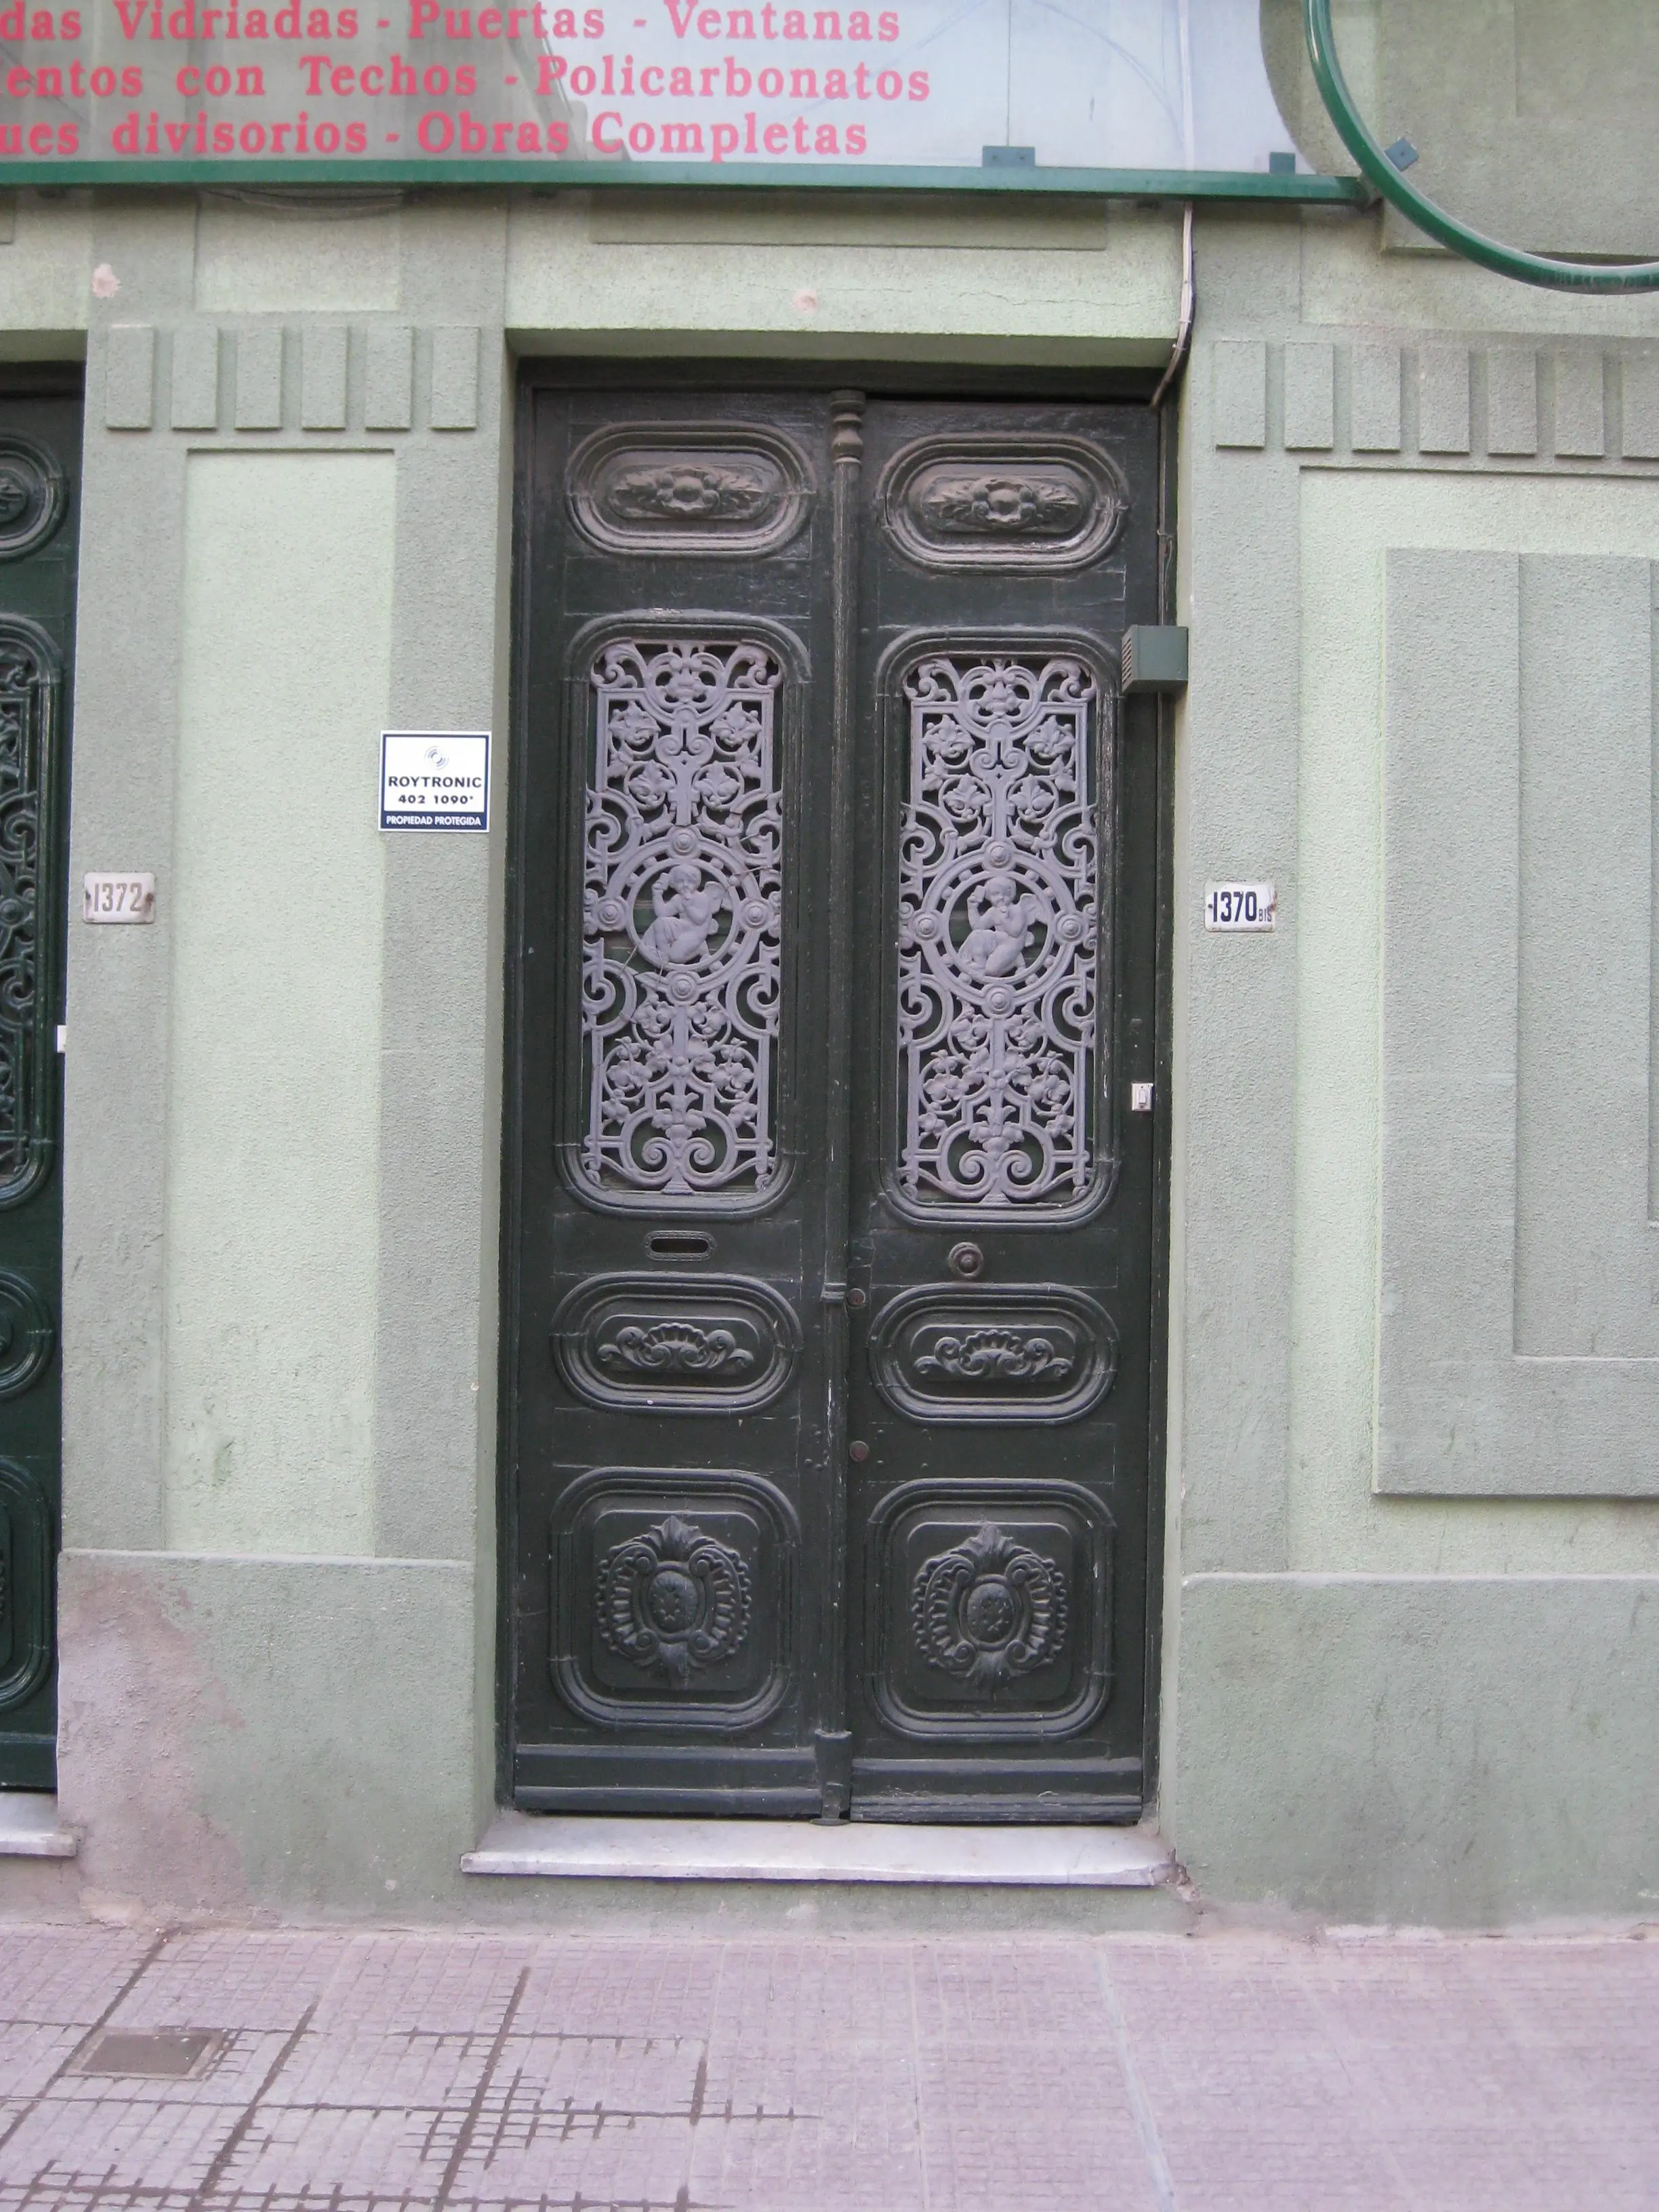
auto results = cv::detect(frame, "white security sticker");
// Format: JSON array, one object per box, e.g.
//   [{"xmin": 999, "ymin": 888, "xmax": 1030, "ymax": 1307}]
[{"xmin": 380, "ymin": 732, "xmax": 491, "ymax": 832}]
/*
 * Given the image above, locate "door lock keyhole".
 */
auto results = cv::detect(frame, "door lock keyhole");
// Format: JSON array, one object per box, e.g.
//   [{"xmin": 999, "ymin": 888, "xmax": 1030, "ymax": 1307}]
[{"xmin": 947, "ymin": 1242, "xmax": 985, "ymax": 1280}]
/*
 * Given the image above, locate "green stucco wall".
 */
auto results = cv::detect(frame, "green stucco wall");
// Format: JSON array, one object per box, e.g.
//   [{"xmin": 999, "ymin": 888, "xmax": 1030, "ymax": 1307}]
[{"xmin": 1160, "ymin": 204, "xmax": 1659, "ymax": 1923}]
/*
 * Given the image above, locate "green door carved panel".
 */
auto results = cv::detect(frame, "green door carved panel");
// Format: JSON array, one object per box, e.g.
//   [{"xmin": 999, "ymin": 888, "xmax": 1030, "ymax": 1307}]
[{"xmin": 0, "ymin": 380, "xmax": 79, "ymax": 1794}]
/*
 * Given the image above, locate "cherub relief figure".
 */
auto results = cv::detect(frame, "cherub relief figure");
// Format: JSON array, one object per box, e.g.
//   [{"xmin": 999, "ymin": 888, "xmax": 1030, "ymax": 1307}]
[
  {"xmin": 957, "ymin": 873, "xmax": 1037, "ymax": 979},
  {"xmin": 642, "ymin": 862, "xmax": 725, "ymax": 966}
]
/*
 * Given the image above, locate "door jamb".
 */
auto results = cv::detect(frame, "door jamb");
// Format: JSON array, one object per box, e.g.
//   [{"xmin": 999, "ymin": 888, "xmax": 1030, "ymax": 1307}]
[{"xmin": 497, "ymin": 359, "xmax": 1178, "ymax": 1817}]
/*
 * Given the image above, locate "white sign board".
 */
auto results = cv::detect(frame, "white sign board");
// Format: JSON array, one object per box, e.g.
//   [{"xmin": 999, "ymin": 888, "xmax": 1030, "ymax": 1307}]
[
  {"xmin": 0, "ymin": 0, "xmax": 1309, "ymax": 183},
  {"xmin": 380, "ymin": 732, "xmax": 491, "ymax": 832},
  {"xmin": 1204, "ymin": 881, "xmax": 1275, "ymax": 933},
  {"xmin": 548, "ymin": 0, "xmax": 1302, "ymax": 173}
]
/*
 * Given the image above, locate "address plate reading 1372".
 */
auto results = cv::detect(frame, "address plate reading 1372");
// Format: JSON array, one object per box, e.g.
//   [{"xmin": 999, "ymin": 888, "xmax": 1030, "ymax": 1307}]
[
  {"xmin": 1204, "ymin": 882, "xmax": 1275, "ymax": 933},
  {"xmin": 83, "ymin": 872, "xmax": 156, "ymax": 922}
]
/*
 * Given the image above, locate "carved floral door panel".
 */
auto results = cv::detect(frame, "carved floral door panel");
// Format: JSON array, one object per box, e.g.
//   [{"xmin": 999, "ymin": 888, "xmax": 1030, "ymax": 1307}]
[
  {"xmin": 0, "ymin": 380, "xmax": 79, "ymax": 1793},
  {"xmin": 509, "ymin": 380, "xmax": 1161, "ymax": 1820}
]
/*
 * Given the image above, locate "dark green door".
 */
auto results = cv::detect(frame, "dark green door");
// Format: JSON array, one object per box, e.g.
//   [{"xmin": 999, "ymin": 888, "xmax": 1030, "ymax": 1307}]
[
  {"xmin": 508, "ymin": 380, "xmax": 1161, "ymax": 1820},
  {"xmin": 0, "ymin": 376, "xmax": 79, "ymax": 1793}
]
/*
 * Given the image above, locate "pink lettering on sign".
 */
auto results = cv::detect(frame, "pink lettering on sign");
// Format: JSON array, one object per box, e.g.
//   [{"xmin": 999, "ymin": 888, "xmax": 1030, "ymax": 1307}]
[{"xmin": 0, "ymin": 0, "xmax": 987, "ymax": 173}]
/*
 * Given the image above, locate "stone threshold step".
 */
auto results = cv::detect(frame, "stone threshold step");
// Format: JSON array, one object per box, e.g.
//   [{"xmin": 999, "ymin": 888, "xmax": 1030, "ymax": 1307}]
[
  {"xmin": 464, "ymin": 1811, "xmax": 1171, "ymax": 1887},
  {"xmin": 0, "ymin": 1793, "xmax": 79, "ymax": 1860}
]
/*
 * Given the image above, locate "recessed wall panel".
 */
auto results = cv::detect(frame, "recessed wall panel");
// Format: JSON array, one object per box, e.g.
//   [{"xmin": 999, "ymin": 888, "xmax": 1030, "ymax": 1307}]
[{"xmin": 165, "ymin": 451, "xmax": 393, "ymax": 1553}]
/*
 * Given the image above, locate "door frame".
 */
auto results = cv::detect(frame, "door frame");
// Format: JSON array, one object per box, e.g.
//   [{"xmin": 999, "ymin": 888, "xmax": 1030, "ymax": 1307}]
[
  {"xmin": 0, "ymin": 361, "xmax": 85, "ymax": 1792},
  {"xmin": 497, "ymin": 356, "xmax": 1177, "ymax": 1816}
]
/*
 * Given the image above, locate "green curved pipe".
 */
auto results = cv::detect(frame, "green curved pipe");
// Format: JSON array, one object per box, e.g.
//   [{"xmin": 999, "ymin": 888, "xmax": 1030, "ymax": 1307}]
[{"xmin": 1304, "ymin": 0, "xmax": 1659, "ymax": 291}]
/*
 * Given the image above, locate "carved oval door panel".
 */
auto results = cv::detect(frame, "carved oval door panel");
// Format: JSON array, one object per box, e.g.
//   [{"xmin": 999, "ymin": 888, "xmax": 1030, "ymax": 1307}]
[
  {"xmin": 876, "ymin": 433, "xmax": 1129, "ymax": 573},
  {"xmin": 509, "ymin": 381, "xmax": 1161, "ymax": 1823},
  {"xmin": 567, "ymin": 424, "xmax": 813, "ymax": 558},
  {"xmin": 552, "ymin": 1273, "xmax": 801, "ymax": 1413},
  {"xmin": 867, "ymin": 1284, "xmax": 1118, "ymax": 1424}
]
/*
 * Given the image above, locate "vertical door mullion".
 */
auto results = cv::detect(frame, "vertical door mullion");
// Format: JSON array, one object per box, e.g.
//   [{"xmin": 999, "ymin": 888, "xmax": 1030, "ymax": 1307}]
[{"xmin": 810, "ymin": 388, "xmax": 866, "ymax": 1821}]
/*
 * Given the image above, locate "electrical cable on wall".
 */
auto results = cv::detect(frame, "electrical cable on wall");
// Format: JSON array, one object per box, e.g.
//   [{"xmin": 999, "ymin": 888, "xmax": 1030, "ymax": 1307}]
[{"xmin": 1149, "ymin": 202, "xmax": 1195, "ymax": 412}]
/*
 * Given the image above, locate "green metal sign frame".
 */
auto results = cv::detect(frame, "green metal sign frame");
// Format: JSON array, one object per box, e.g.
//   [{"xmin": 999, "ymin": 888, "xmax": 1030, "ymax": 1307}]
[
  {"xmin": 0, "ymin": 153, "xmax": 1370, "ymax": 192},
  {"xmin": 1305, "ymin": 0, "xmax": 1659, "ymax": 293}
]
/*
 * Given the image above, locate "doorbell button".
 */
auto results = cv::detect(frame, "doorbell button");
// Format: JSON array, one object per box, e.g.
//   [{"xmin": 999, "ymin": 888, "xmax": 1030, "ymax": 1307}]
[
  {"xmin": 947, "ymin": 1242, "xmax": 985, "ymax": 1279},
  {"xmin": 848, "ymin": 1439, "xmax": 870, "ymax": 1462}
]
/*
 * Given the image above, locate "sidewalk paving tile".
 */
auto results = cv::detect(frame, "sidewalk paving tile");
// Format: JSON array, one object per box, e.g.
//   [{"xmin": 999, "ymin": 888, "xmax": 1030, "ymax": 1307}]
[
  {"xmin": 0, "ymin": 2091, "xmax": 245, "ymax": 2205},
  {"xmin": 0, "ymin": 2030, "xmax": 89, "ymax": 2106},
  {"xmin": 687, "ymin": 1941, "xmax": 922, "ymax": 2212},
  {"xmin": 1109, "ymin": 1936, "xmax": 1659, "ymax": 2212},
  {"xmin": 0, "ymin": 1932, "xmax": 158, "ymax": 2030},
  {"xmin": 0, "ymin": 1920, "xmax": 1655, "ymax": 2211},
  {"xmin": 211, "ymin": 2095, "xmax": 474, "ymax": 2207}
]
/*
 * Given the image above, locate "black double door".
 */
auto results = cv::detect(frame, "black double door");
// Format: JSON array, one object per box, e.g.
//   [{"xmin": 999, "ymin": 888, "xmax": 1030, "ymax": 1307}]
[
  {"xmin": 508, "ymin": 380, "xmax": 1162, "ymax": 1821},
  {"xmin": 0, "ymin": 378, "xmax": 79, "ymax": 1793}
]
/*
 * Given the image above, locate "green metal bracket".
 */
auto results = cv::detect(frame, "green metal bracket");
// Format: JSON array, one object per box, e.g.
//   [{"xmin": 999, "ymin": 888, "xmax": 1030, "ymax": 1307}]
[{"xmin": 1305, "ymin": 0, "xmax": 1659, "ymax": 293}]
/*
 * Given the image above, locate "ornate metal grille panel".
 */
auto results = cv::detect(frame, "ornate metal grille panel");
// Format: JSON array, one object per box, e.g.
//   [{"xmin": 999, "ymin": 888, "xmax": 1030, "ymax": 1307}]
[
  {"xmin": 895, "ymin": 654, "xmax": 1099, "ymax": 1210},
  {"xmin": 580, "ymin": 638, "xmax": 784, "ymax": 1202},
  {"xmin": 0, "ymin": 626, "xmax": 56, "ymax": 1209}
]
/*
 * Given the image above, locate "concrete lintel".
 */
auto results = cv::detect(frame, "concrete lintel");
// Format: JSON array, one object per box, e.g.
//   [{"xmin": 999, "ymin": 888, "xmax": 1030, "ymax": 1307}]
[
  {"xmin": 504, "ymin": 328, "xmax": 1174, "ymax": 367},
  {"xmin": 463, "ymin": 1811, "xmax": 1173, "ymax": 1887}
]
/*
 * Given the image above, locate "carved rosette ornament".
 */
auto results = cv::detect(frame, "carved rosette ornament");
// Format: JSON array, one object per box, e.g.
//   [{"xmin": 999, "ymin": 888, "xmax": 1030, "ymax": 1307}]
[
  {"xmin": 913, "ymin": 1328, "xmax": 1074, "ymax": 1383},
  {"xmin": 596, "ymin": 1514, "xmax": 752, "ymax": 1687},
  {"xmin": 897, "ymin": 655, "xmax": 1098, "ymax": 1209},
  {"xmin": 605, "ymin": 462, "xmax": 775, "ymax": 527},
  {"xmin": 581, "ymin": 638, "xmax": 784, "ymax": 1201},
  {"xmin": 0, "ymin": 436, "xmax": 65, "ymax": 563},
  {"xmin": 918, "ymin": 474, "xmax": 1084, "ymax": 539},
  {"xmin": 911, "ymin": 1521, "xmax": 1066, "ymax": 1690},
  {"xmin": 596, "ymin": 1321, "xmax": 755, "ymax": 1378}
]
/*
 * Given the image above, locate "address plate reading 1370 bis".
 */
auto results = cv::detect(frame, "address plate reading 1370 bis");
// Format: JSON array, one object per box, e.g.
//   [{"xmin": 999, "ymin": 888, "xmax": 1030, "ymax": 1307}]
[{"xmin": 1204, "ymin": 882, "xmax": 1276, "ymax": 932}]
